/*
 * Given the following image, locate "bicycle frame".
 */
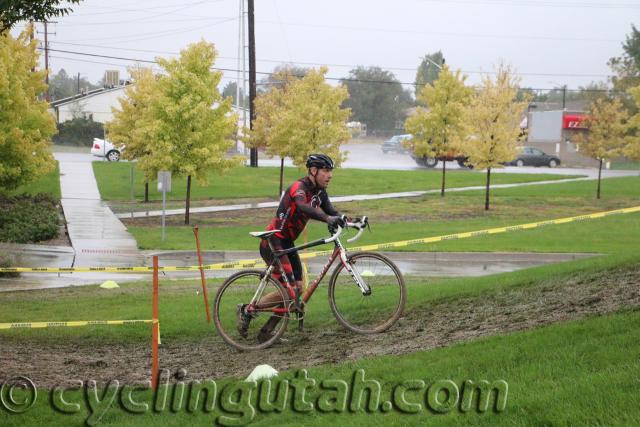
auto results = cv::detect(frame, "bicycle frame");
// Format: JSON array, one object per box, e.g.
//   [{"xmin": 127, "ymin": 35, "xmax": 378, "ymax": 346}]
[{"xmin": 247, "ymin": 226, "xmax": 371, "ymax": 316}]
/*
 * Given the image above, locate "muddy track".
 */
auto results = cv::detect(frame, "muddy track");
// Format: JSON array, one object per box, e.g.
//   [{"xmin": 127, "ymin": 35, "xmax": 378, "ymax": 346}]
[{"xmin": 1, "ymin": 264, "xmax": 639, "ymax": 388}]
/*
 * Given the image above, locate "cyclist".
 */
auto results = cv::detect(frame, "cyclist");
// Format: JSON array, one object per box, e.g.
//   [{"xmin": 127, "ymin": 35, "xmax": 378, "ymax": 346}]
[{"xmin": 237, "ymin": 154, "xmax": 346, "ymax": 343}]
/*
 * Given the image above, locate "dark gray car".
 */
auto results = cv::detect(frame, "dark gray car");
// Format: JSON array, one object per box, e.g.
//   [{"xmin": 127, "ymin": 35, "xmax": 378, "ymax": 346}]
[{"xmin": 505, "ymin": 146, "xmax": 561, "ymax": 167}]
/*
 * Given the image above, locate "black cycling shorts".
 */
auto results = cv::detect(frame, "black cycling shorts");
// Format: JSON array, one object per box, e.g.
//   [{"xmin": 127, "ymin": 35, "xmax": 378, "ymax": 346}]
[{"xmin": 259, "ymin": 236, "xmax": 303, "ymax": 283}]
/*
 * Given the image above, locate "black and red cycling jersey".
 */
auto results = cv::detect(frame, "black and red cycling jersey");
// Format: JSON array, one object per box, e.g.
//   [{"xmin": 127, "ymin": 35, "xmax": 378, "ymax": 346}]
[{"xmin": 266, "ymin": 176, "xmax": 340, "ymax": 241}]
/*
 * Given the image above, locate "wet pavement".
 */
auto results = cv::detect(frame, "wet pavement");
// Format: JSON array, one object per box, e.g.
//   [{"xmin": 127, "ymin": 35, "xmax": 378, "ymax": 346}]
[
  {"xmin": 0, "ymin": 247, "xmax": 597, "ymax": 292},
  {"xmin": 56, "ymin": 153, "xmax": 144, "ymax": 269}
]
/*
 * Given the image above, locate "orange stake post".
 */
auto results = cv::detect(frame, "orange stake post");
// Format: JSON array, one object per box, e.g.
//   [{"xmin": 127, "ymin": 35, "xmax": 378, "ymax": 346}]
[
  {"xmin": 193, "ymin": 227, "xmax": 211, "ymax": 323},
  {"xmin": 151, "ymin": 255, "xmax": 159, "ymax": 391}
]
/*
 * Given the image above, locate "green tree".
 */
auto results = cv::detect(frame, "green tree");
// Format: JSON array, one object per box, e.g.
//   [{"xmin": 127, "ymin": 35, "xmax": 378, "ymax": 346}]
[
  {"xmin": 258, "ymin": 64, "xmax": 308, "ymax": 93},
  {"xmin": 341, "ymin": 66, "xmax": 413, "ymax": 133},
  {"xmin": 415, "ymin": 51, "xmax": 444, "ymax": 90},
  {"xmin": 221, "ymin": 81, "xmax": 247, "ymax": 109},
  {"xmin": 0, "ymin": 24, "xmax": 55, "ymax": 191},
  {"xmin": 0, "ymin": 0, "xmax": 82, "ymax": 33},
  {"xmin": 251, "ymin": 67, "xmax": 351, "ymax": 194},
  {"xmin": 48, "ymin": 68, "xmax": 100, "ymax": 101},
  {"xmin": 574, "ymin": 97, "xmax": 630, "ymax": 199},
  {"xmin": 152, "ymin": 40, "xmax": 241, "ymax": 225},
  {"xmin": 455, "ymin": 64, "xmax": 529, "ymax": 210},
  {"xmin": 250, "ymin": 70, "xmax": 298, "ymax": 195},
  {"xmin": 609, "ymin": 25, "xmax": 640, "ymax": 111},
  {"xmin": 405, "ymin": 65, "xmax": 473, "ymax": 196},
  {"xmin": 107, "ymin": 66, "xmax": 160, "ymax": 202},
  {"xmin": 625, "ymin": 85, "xmax": 640, "ymax": 161}
]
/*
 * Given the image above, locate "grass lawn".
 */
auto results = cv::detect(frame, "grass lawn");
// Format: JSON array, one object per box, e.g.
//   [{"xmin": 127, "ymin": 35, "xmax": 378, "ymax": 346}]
[
  {"xmin": 1, "ymin": 253, "xmax": 639, "ymax": 426},
  {"xmin": 92, "ymin": 162, "xmax": 581, "ymax": 202},
  {"xmin": 8, "ymin": 161, "xmax": 61, "ymax": 199},
  {"xmin": 127, "ymin": 176, "xmax": 640, "ymax": 252}
]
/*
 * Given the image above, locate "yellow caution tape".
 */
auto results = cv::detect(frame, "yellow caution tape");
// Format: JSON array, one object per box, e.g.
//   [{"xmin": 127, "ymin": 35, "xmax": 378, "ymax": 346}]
[
  {"xmin": 0, "ymin": 319, "xmax": 158, "ymax": 330},
  {"xmin": 1, "ymin": 205, "xmax": 638, "ymax": 274}
]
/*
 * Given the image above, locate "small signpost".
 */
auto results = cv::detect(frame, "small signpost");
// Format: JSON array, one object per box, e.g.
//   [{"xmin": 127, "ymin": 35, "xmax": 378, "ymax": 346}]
[{"xmin": 157, "ymin": 171, "xmax": 171, "ymax": 241}]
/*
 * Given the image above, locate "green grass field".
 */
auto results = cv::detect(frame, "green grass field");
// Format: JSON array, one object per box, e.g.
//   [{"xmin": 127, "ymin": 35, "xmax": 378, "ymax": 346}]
[
  {"xmin": 1, "ymin": 253, "xmax": 639, "ymax": 426},
  {"xmin": 128, "ymin": 176, "xmax": 640, "ymax": 252},
  {"xmin": 8, "ymin": 161, "xmax": 61, "ymax": 199},
  {"xmin": 92, "ymin": 162, "xmax": 580, "ymax": 202}
]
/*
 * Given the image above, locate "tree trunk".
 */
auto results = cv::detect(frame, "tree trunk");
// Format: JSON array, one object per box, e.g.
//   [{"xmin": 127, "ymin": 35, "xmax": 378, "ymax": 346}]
[
  {"xmin": 279, "ymin": 157, "xmax": 284, "ymax": 198},
  {"xmin": 597, "ymin": 158, "xmax": 602, "ymax": 200},
  {"xmin": 185, "ymin": 175, "xmax": 192, "ymax": 225},
  {"xmin": 440, "ymin": 159, "xmax": 446, "ymax": 197},
  {"xmin": 144, "ymin": 182, "xmax": 149, "ymax": 203},
  {"xmin": 485, "ymin": 167, "xmax": 492, "ymax": 211}
]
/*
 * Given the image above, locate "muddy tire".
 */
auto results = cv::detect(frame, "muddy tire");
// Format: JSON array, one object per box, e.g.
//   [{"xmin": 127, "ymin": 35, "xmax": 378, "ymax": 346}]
[
  {"xmin": 328, "ymin": 252, "xmax": 406, "ymax": 334},
  {"xmin": 213, "ymin": 270, "xmax": 290, "ymax": 351}
]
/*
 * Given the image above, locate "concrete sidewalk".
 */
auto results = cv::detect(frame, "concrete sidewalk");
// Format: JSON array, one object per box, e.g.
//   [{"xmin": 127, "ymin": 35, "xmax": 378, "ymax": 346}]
[{"xmin": 58, "ymin": 157, "xmax": 144, "ymax": 268}]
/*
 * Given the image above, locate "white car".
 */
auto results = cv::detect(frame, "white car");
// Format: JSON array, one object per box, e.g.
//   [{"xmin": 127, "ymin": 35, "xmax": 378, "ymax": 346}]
[{"xmin": 91, "ymin": 138, "xmax": 124, "ymax": 162}]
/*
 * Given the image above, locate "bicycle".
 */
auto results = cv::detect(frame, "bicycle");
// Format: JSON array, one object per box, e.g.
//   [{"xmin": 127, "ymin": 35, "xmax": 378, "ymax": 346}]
[{"xmin": 213, "ymin": 217, "xmax": 407, "ymax": 351}]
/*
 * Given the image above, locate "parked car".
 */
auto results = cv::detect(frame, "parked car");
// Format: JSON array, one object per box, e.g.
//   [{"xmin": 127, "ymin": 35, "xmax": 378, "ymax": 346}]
[
  {"xmin": 504, "ymin": 146, "xmax": 561, "ymax": 167},
  {"xmin": 412, "ymin": 153, "xmax": 471, "ymax": 168},
  {"xmin": 381, "ymin": 134, "xmax": 412, "ymax": 154},
  {"xmin": 91, "ymin": 138, "xmax": 124, "ymax": 162}
]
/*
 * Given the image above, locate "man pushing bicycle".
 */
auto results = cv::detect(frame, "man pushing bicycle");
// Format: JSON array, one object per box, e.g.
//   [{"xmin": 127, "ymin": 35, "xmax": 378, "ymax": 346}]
[{"xmin": 237, "ymin": 154, "xmax": 346, "ymax": 343}]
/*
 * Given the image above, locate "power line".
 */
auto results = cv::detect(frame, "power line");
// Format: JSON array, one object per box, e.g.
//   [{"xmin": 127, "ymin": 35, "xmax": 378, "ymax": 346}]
[
  {"xmin": 416, "ymin": 0, "xmax": 640, "ymax": 8},
  {"xmin": 41, "ymin": 47, "xmax": 615, "ymax": 87},
  {"xmin": 256, "ymin": 20, "xmax": 620, "ymax": 44}
]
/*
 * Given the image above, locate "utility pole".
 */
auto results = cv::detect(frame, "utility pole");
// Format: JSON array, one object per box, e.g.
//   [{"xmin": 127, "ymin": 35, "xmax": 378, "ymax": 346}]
[
  {"xmin": 44, "ymin": 21, "xmax": 49, "ymax": 100},
  {"xmin": 562, "ymin": 85, "xmax": 567, "ymax": 110},
  {"xmin": 248, "ymin": 0, "xmax": 258, "ymax": 167},
  {"xmin": 77, "ymin": 72, "xmax": 80, "ymax": 94},
  {"xmin": 37, "ymin": 21, "xmax": 56, "ymax": 100}
]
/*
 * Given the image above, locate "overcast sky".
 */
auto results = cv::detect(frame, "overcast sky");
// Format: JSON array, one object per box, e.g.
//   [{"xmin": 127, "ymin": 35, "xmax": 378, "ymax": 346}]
[{"xmin": 12, "ymin": 0, "xmax": 639, "ymax": 93}]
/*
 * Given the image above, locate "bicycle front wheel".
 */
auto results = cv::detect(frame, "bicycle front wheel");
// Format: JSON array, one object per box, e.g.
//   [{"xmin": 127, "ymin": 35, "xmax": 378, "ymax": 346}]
[
  {"xmin": 328, "ymin": 252, "xmax": 406, "ymax": 334},
  {"xmin": 213, "ymin": 270, "xmax": 290, "ymax": 351}
]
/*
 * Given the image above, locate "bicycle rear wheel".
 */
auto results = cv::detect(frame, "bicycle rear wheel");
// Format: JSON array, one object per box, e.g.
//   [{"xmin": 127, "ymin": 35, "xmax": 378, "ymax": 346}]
[
  {"xmin": 328, "ymin": 252, "xmax": 406, "ymax": 334},
  {"xmin": 213, "ymin": 270, "xmax": 290, "ymax": 351}
]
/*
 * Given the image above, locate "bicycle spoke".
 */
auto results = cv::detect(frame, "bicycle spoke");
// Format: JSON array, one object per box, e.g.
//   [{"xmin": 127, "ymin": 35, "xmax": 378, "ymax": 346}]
[
  {"xmin": 329, "ymin": 253, "xmax": 406, "ymax": 334},
  {"xmin": 214, "ymin": 270, "xmax": 290, "ymax": 350}
]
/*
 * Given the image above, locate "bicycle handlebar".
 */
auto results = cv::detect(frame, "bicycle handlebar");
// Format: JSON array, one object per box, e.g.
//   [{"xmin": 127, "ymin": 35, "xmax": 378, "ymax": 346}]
[{"xmin": 324, "ymin": 216, "xmax": 368, "ymax": 244}]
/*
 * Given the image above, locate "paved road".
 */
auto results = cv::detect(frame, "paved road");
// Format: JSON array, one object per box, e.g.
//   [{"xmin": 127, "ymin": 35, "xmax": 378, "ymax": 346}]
[{"xmin": 55, "ymin": 146, "xmax": 640, "ymax": 178}]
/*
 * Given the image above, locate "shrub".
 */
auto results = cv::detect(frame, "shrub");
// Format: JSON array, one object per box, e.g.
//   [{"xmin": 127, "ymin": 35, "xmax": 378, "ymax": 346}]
[
  {"xmin": 0, "ymin": 193, "xmax": 59, "ymax": 243},
  {"xmin": 52, "ymin": 117, "xmax": 104, "ymax": 146}
]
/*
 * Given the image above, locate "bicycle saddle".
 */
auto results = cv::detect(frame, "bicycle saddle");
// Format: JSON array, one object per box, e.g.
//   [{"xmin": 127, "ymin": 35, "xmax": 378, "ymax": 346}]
[{"xmin": 249, "ymin": 230, "xmax": 282, "ymax": 239}]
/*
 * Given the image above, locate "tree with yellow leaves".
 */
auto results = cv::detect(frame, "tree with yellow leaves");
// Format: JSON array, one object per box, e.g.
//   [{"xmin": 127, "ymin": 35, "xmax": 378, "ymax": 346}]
[
  {"xmin": 251, "ymin": 66, "xmax": 351, "ymax": 195},
  {"xmin": 624, "ymin": 85, "xmax": 640, "ymax": 161},
  {"xmin": 404, "ymin": 65, "xmax": 473, "ymax": 196},
  {"xmin": 106, "ymin": 66, "xmax": 160, "ymax": 202},
  {"xmin": 455, "ymin": 64, "xmax": 529, "ymax": 210},
  {"xmin": 574, "ymin": 97, "xmax": 629, "ymax": 199},
  {"xmin": 250, "ymin": 69, "xmax": 299, "ymax": 195},
  {"xmin": 0, "ymin": 24, "xmax": 56, "ymax": 191},
  {"xmin": 152, "ymin": 40, "xmax": 241, "ymax": 224}
]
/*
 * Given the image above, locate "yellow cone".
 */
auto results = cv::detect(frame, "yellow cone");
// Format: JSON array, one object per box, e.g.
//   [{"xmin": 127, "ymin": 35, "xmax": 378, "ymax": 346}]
[{"xmin": 100, "ymin": 280, "xmax": 119, "ymax": 289}]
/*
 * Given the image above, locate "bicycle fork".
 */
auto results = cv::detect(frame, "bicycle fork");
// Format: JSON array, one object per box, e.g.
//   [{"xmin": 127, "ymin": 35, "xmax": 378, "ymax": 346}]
[{"xmin": 339, "ymin": 248, "xmax": 372, "ymax": 296}]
